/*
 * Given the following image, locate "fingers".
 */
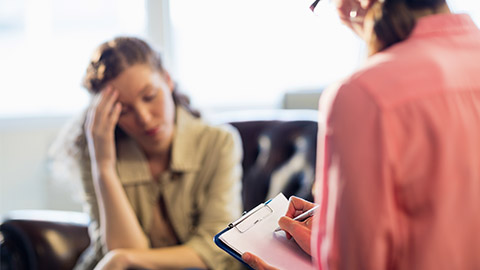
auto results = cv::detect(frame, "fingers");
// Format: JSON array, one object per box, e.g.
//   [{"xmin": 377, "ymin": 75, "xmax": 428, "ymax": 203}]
[
  {"xmin": 242, "ymin": 252, "xmax": 279, "ymax": 270},
  {"xmin": 285, "ymin": 196, "xmax": 317, "ymax": 219},
  {"xmin": 85, "ymin": 88, "xmax": 104, "ymax": 132},
  {"xmin": 86, "ymin": 86, "xmax": 121, "ymax": 133},
  {"xmin": 278, "ymin": 216, "xmax": 312, "ymax": 255},
  {"xmin": 110, "ymin": 102, "xmax": 122, "ymax": 125},
  {"xmin": 96, "ymin": 86, "xmax": 120, "ymax": 119},
  {"xmin": 280, "ymin": 197, "xmax": 316, "ymax": 242}
]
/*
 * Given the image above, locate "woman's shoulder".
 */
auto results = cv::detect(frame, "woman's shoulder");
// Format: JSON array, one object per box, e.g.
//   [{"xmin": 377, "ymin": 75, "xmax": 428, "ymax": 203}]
[
  {"xmin": 203, "ymin": 121, "xmax": 240, "ymax": 140},
  {"xmin": 195, "ymin": 118, "xmax": 242, "ymax": 153},
  {"xmin": 331, "ymin": 43, "xmax": 426, "ymax": 111},
  {"xmin": 172, "ymin": 108, "xmax": 242, "ymax": 170},
  {"xmin": 175, "ymin": 107, "xmax": 242, "ymax": 158},
  {"xmin": 177, "ymin": 107, "xmax": 241, "ymax": 144}
]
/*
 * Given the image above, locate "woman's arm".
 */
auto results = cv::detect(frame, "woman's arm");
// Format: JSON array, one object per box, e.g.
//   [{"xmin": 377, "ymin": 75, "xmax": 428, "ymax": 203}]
[
  {"xmin": 84, "ymin": 86, "xmax": 149, "ymax": 250},
  {"xmin": 182, "ymin": 125, "xmax": 244, "ymax": 269},
  {"xmin": 94, "ymin": 245, "xmax": 207, "ymax": 270},
  {"xmin": 314, "ymin": 82, "xmax": 395, "ymax": 270}
]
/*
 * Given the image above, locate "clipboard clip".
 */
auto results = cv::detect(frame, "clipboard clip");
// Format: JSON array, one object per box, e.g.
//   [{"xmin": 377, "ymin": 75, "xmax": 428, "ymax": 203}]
[{"xmin": 228, "ymin": 202, "xmax": 273, "ymax": 233}]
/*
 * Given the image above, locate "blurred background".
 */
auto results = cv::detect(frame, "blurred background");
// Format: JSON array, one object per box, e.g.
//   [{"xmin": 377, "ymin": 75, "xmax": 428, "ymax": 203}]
[{"xmin": 0, "ymin": 0, "xmax": 479, "ymax": 216}]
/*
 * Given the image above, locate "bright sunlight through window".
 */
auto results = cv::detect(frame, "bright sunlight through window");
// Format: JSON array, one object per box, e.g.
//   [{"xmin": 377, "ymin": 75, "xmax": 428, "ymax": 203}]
[
  {"xmin": 168, "ymin": 0, "xmax": 479, "ymax": 113},
  {"xmin": 0, "ymin": 0, "xmax": 146, "ymax": 118},
  {"xmin": 0, "ymin": 0, "xmax": 478, "ymax": 117},
  {"xmin": 169, "ymin": 0, "xmax": 364, "ymax": 112}
]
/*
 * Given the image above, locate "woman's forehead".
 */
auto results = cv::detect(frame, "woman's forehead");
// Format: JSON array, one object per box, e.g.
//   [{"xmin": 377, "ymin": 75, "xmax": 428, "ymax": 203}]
[{"xmin": 112, "ymin": 65, "xmax": 163, "ymax": 93}]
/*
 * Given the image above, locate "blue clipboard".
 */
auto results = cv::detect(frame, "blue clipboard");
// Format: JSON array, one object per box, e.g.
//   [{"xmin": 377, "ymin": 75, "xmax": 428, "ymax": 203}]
[
  {"xmin": 213, "ymin": 198, "xmax": 274, "ymax": 270},
  {"xmin": 214, "ymin": 193, "xmax": 315, "ymax": 270},
  {"xmin": 214, "ymin": 227, "xmax": 254, "ymax": 269}
]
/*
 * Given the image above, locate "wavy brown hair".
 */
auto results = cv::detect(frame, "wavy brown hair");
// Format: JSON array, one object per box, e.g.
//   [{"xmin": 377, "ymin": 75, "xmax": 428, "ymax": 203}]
[
  {"xmin": 366, "ymin": 0, "xmax": 446, "ymax": 54},
  {"xmin": 83, "ymin": 36, "xmax": 200, "ymax": 117}
]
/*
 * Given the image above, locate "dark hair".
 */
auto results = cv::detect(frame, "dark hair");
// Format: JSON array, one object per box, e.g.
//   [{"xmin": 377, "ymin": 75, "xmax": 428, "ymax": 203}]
[
  {"xmin": 367, "ymin": 0, "xmax": 446, "ymax": 54},
  {"xmin": 83, "ymin": 36, "xmax": 200, "ymax": 117}
]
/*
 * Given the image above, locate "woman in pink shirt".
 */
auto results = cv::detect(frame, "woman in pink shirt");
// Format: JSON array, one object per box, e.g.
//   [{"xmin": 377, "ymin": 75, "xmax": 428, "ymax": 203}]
[{"xmin": 243, "ymin": 0, "xmax": 480, "ymax": 269}]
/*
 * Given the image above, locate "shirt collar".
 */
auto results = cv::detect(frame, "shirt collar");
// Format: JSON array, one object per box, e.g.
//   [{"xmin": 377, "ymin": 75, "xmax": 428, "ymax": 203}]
[
  {"xmin": 170, "ymin": 106, "xmax": 203, "ymax": 172},
  {"xmin": 116, "ymin": 106, "xmax": 203, "ymax": 184},
  {"xmin": 410, "ymin": 13, "xmax": 478, "ymax": 39}
]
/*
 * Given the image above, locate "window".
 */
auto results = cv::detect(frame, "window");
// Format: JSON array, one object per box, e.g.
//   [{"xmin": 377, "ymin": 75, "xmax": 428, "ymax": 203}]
[
  {"xmin": 168, "ymin": 0, "xmax": 480, "ymax": 113},
  {"xmin": 1, "ymin": 0, "xmax": 478, "ymax": 117},
  {"xmin": 0, "ymin": 0, "xmax": 146, "ymax": 118},
  {"xmin": 169, "ymin": 0, "xmax": 364, "ymax": 113}
]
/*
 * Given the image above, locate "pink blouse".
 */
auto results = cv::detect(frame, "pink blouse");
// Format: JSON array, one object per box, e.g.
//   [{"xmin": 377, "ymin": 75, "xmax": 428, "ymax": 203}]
[{"xmin": 312, "ymin": 13, "xmax": 480, "ymax": 270}]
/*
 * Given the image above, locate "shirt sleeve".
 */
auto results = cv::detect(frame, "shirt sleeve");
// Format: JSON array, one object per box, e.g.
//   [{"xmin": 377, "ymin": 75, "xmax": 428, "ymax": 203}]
[
  {"xmin": 72, "ymin": 133, "xmax": 107, "ymax": 270},
  {"xmin": 184, "ymin": 125, "xmax": 245, "ymax": 270},
  {"xmin": 49, "ymin": 114, "xmax": 107, "ymax": 270},
  {"xmin": 313, "ymin": 81, "xmax": 397, "ymax": 270}
]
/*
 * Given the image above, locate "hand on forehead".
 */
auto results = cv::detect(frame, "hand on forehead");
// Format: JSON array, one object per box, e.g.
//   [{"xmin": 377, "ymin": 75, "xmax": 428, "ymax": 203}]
[
  {"xmin": 333, "ymin": 0, "xmax": 378, "ymax": 33},
  {"xmin": 333, "ymin": 0, "xmax": 377, "ymax": 13}
]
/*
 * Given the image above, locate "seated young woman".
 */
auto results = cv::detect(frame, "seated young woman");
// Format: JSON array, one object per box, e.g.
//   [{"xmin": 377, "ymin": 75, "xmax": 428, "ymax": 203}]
[{"xmin": 55, "ymin": 36, "xmax": 244, "ymax": 270}]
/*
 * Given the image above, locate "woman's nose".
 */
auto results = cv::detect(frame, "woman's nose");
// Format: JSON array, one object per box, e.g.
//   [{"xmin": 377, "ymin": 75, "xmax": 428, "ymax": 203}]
[{"xmin": 135, "ymin": 107, "xmax": 151, "ymax": 126}]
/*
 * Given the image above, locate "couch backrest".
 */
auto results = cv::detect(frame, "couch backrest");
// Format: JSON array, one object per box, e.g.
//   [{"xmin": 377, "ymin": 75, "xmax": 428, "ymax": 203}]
[{"xmin": 230, "ymin": 119, "xmax": 317, "ymax": 211}]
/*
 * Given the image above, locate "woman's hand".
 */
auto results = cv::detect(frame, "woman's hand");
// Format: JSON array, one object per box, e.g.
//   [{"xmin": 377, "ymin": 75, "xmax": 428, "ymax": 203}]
[
  {"xmin": 244, "ymin": 197, "xmax": 318, "ymax": 270},
  {"xmin": 333, "ymin": 0, "xmax": 372, "ymax": 36},
  {"xmin": 242, "ymin": 252, "xmax": 279, "ymax": 270},
  {"xmin": 278, "ymin": 196, "xmax": 317, "ymax": 255},
  {"xmin": 84, "ymin": 86, "xmax": 122, "ymax": 174}
]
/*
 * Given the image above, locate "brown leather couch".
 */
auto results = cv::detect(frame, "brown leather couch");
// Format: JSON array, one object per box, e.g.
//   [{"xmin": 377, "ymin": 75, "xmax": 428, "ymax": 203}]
[{"xmin": 0, "ymin": 111, "xmax": 318, "ymax": 270}]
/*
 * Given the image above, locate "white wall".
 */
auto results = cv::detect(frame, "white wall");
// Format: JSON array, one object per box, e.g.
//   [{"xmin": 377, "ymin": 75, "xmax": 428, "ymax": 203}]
[{"xmin": 0, "ymin": 116, "xmax": 83, "ymax": 216}]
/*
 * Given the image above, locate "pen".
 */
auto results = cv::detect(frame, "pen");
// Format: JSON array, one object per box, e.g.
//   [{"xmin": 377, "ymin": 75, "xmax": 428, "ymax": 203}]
[{"xmin": 274, "ymin": 205, "xmax": 319, "ymax": 232}]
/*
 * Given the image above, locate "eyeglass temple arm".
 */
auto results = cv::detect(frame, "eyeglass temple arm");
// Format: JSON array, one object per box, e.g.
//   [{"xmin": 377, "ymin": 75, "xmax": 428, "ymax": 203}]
[{"xmin": 310, "ymin": 0, "xmax": 321, "ymax": 12}]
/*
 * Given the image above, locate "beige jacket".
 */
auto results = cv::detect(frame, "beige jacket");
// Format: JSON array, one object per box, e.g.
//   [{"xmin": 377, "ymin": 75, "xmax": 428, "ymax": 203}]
[{"xmin": 73, "ymin": 107, "xmax": 245, "ymax": 270}]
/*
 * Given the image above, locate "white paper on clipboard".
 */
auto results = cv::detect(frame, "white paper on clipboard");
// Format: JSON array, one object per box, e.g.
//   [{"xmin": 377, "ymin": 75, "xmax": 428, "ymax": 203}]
[{"xmin": 218, "ymin": 193, "xmax": 315, "ymax": 270}]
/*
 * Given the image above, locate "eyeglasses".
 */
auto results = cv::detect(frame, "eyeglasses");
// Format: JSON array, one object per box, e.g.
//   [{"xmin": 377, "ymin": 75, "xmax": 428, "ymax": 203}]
[{"xmin": 310, "ymin": 0, "xmax": 321, "ymax": 12}]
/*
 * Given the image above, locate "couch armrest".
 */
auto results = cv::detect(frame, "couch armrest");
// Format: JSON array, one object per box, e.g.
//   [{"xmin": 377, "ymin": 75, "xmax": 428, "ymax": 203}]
[{"xmin": 0, "ymin": 210, "xmax": 90, "ymax": 270}]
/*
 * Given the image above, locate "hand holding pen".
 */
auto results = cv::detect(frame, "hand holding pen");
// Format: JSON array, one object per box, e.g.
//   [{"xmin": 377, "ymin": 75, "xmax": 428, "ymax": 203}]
[
  {"xmin": 274, "ymin": 196, "xmax": 318, "ymax": 256},
  {"xmin": 274, "ymin": 205, "xmax": 319, "ymax": 232}
]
